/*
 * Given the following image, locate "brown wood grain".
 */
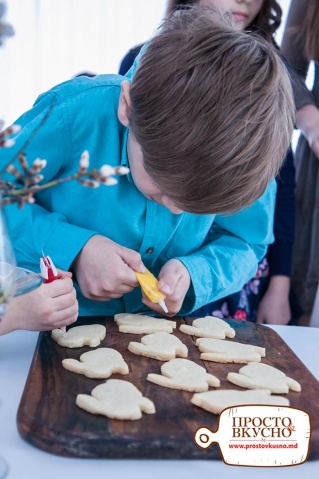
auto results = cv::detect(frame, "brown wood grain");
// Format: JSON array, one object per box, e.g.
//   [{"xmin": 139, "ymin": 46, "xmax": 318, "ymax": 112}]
[{"xmin": 17, "ymin": 317, "xmax": 319, "ymax": 459}]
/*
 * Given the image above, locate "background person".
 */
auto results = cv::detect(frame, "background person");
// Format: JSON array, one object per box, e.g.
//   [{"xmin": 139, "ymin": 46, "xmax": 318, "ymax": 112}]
[{"xmin": 282, "ymin": 0, "xmax": 319, "ymax": 324}]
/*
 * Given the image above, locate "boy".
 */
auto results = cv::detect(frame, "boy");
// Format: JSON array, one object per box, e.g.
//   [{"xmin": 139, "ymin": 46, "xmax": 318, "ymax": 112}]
[{"xmin": 1, "ymin": 7, "xmax": 294, "ymax": 318}]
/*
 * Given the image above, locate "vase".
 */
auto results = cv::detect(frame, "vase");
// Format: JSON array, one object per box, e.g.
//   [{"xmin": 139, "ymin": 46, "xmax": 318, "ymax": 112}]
[{"xmin": 0, "ymin": 193, "xmax": 16, "ymax": 318}]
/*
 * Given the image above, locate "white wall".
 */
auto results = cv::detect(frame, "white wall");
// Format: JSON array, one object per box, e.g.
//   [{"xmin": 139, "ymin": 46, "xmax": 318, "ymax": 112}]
[
  {"xmin": 0, "ymin": 0, "xmax": 167, "ymax": 125},
  {"xmin": 1, "ymin": 0, "xmax": 292, "ymax": 126}
]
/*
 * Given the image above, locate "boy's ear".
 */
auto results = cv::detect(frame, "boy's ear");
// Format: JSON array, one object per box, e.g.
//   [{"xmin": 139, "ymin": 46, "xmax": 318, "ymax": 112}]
[{"xmin": 118, "ymin": 80, "xmax": 132, "ymax": 126}]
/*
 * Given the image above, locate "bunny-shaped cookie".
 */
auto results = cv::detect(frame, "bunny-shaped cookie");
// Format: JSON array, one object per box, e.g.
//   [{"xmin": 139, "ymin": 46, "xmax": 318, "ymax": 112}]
[
  {"xmin": 76, "ymin": 379, "xmax": 156, "ymax": 420},
  {"xmin": 128, "ymin": 332, "xmax": 188, "ymax": 361},
  {"xmin": 63, "ymin": 348, "xmax": 129, "ymax": 378},
  {"xmin": 196, "ymin": 338, "xmax": 265, "ymax": 363},
  {"xmin": 52, "ymin": 324, "xmax": 106, "ymax": 348},
  {"xmin": 180, "ymin": 316, "xmax": 235, "ymax": 339},
  {"xmin": 227, "ymin": 362, "xmax": 301, "ymax": 393},
  {"xmin": 147, "ymin": 358, "xmax": 220, "ymax": 392}
]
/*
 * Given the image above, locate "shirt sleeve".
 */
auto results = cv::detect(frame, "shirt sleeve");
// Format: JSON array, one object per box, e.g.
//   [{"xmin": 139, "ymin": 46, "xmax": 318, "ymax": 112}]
[
  {"xmin": 0, "ymin": 91, "xmax": 97, "ymax": 273},
  {"xmin": 267, "ymin": 148, "xmax": 295, "ymax": 277},
  {"xmin": 176, "ymin": 180, "xmax": 277, "ymax": 314}
]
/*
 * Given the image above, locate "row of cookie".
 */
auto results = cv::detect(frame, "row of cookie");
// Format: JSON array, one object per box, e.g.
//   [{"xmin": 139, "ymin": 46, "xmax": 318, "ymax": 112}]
[
  {"xmin": 51, "ymin": 314, "xmax": 235, "ymax": 348},
  {"xmin": 53, "ymin": 324, "xmax": 300, "ymax": 395},
  {"xmin": 51, "ymin": 315, "xmax": 301, "ymax": 420},
  {"xmin": 58, "ymin": 335, "xmax": 301, "ymax": 405},
  {"xmin": 115, "ymin": 313, "xmax": 262, "ymax": 363},
  {"xmin": 114, "ymin": 314, "xmax": 301, "ymax": 394}
]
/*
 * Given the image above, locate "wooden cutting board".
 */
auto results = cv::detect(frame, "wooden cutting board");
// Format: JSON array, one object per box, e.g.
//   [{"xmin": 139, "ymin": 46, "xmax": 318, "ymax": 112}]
[{"xmin": 17, "ymin": 317, "xmax": 319, "ymax": 459}]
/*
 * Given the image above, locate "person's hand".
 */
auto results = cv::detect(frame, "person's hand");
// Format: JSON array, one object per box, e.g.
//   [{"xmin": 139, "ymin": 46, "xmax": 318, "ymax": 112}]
[
  {"xmin": 296, "ymin": 104, "xmax": 319, "ymax": 158},
  {"xmin": 141, "ymin": 259, "xmax": 191, "ymax": 317},
  {"xmin": 72, "ymin": 235, "xmax": 145, "ymax": 301},
  {"xmin": 0, "ymin": 269, "xmax": 78, "ymax": 334},
  {"xmin": 256, "ymin": 275, "xmax": 291, "ymax": 325}
]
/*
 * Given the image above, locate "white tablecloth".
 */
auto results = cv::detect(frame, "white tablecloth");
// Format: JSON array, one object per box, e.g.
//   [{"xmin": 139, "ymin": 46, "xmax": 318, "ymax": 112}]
[{"xmin": 0, "ymin": 325, "xmax": 318, "ymax": 479}]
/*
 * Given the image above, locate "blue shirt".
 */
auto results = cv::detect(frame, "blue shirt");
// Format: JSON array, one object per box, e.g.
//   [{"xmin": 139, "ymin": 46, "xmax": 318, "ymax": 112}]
[{"xmin": 1, "ymin": 74, "xmax": 276, "ymax": 316}]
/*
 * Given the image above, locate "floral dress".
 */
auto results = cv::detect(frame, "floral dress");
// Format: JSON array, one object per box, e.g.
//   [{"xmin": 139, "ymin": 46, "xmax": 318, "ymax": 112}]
[{"xmin": 190, "ymin": 257, "xmax": 269, "ymax": 323}]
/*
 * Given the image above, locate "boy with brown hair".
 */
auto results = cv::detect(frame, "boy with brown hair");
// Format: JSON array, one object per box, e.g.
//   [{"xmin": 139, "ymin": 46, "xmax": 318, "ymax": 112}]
[{"xmin": 1, "ymin": 6, "xmax": 294, "ymax": 320}]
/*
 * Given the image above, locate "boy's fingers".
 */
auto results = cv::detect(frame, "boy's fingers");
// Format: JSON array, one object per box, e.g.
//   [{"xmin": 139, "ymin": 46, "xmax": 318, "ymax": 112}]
[
  {"xmin": 54, "ymin": 304, "xmax": 79, "ymax": 325},
  {"xmin": 158, "ymin": 264, "xmax": 182, "ymax": 296},
  {"xmin": 56, "ymin": 269, "xmax": 72, "ymax": 279},
  {"xmin": 119, "ymin": 247, "xmax": 146, "ymax": 274},
  {"xmin": 48, "ymin": 277, "xmax": 74, "ymax": 297}
]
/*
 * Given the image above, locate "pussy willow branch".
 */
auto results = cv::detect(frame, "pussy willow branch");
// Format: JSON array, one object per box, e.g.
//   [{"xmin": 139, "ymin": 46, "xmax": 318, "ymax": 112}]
[
  {"xmin": 1, "ymin": 166, "xmax": 127, "ymax": 202},
  {"xmin": 0, "ymin": 99, "xmax": 129, "ymax": 207},
  {"xmin": 0, "ymin": 99, "xmax": 57, "ymax": 178}
]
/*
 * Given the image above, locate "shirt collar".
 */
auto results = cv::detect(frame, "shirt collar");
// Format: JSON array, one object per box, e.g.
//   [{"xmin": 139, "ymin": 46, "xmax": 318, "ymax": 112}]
[{"xmin": 120, "ymin": 127, "xmax": 134, "ymax": 184}]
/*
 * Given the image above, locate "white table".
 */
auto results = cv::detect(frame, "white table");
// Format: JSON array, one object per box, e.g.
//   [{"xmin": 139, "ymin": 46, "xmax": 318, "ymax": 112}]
[
  {"xmin": 310, "ymin": 284, "xmax": 319, "ymax": 327},
  {"xmin": 0, "ymin": 325, "xmax": 318, "ymax": 479}
]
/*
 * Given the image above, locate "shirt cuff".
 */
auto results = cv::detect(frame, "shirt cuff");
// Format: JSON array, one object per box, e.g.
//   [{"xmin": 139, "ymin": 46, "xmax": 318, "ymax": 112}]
[
  {"xmin": 43, "ymin": 222, "xmax": 98, "ymax": 272},
  {"xmin": 267, "ymin": 241, "xmax": 293, "ymax": 277}
]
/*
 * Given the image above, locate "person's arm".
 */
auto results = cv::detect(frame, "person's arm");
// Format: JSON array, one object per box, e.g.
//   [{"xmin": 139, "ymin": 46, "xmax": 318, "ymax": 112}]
[
  {"xmin": 281, "ymin": 0, "xmax": 319, "ymax": 158},
  {"xmin": 153, "ymin": 180, "xmax": 277, "ymax": 316},
  {"xmin": 1, "ymin": 85, "xmax": 145, "ymax": 304},
  {"xmin": 256, "ymin": 151, "xmax": 295, "ymax": 325},
  {"xmin": 256, "ymin": 149, "xmax": 295, "ymax": 325},
  {"xmin": 0, "ymin": 270, "xmax": 78, "ymax": 336},
  {"xmin": 281, "ymin": 0, "xmax": 315, "ymax": 110},
  {"xmin": 295, "ymin": 104, "xmax": 319, "ymax": 158},
  {"xmin": 256, "ymin": 276, "xmax": 291, "ymax": 325},
  {"xmin": 0, "ymin": 90, "xmax": 98, "ymax": 274}
]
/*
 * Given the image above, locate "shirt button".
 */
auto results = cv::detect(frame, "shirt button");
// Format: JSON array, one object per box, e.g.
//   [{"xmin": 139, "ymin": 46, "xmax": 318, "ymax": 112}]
[{"xmin": 146, "ymin": 247, "xmax": 154, "ymax": 254}]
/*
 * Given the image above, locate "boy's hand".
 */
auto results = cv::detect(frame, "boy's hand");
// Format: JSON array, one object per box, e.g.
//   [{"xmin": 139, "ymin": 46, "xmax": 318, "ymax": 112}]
[
  {"xmin": 72, "ymin": 235, "xmax": 145, "ymax": 301},
  {"xmin": 142, "ymin": 259, "xmax": 191, "ymax": 317}
]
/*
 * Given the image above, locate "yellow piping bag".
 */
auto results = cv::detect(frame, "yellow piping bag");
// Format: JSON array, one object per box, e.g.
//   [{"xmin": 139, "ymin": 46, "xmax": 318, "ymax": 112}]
[{"xmin": 135, "ymin": 268, "xmax": 168, "ymax": 313}]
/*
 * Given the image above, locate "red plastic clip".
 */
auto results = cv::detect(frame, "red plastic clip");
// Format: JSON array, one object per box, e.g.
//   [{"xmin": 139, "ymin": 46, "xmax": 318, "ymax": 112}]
[{"xmin": 40, "ymin": 253, "xmax": 58, "ymax": 283}]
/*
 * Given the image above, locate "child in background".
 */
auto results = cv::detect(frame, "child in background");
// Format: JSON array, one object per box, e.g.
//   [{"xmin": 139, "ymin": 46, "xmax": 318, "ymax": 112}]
[
  {"xmin": 119, "ymin": 0, "xmax": 280, "ymax": 74},
  {"xmin": 0, "ymin": 270, "xmax": 78, "ymax": 335},
  {"xmin": 282, "ymin": 0, "xmax": 319, "ymax": 322},
  {"xmin": 0, "ymin": 7, "xmax": 294, "ymax": 319},
  {"xmin": 191, "ymin": 0, "xmax": 296, "ymax": 325},
  {"xmin": 122, "ymin": 0, "xmax": 296, "ymax": 325}
]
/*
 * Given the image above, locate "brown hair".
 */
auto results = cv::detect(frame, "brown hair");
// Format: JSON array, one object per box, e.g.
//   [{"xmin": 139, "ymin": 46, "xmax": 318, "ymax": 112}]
[
  {"xmin": 300, "ymin": 0, "xmax": 319, "ymax": 62},
  {"xmin": 169, "ymin": 0, "xmax": 282, "ymax": 44},
  {"xmin": 129, "ymin": 6, "xmax": 294, "ymax": 214}
]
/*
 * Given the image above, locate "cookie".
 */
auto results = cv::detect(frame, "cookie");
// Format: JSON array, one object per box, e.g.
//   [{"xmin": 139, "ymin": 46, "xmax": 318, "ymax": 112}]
[
  {"xmin": 147, "ymin": 358, "xmax": 220, "ymax": 392},
  {"xmin": 76, "ymin": 379, "xmax": 156, "ymax": 420},
  {"xmin": 191, "ymin": 389, "xmax": 290, "ymax": 415},
  {"xmin": 128, "ymin": 332, "xmax": 188, "ymax": 361},
  {"xmin": 180, "ymin": 316, "xmax": 235, "ymax": 339},
  {"xmin": 196, "ymin": 337, "xmax": 265, "ymax": 363},
  {"xmin": 51, "ymin": 324, "xmax": 106, "ymax": 348},
  {"xmin": 114, "ymin": 313, "xmax": 176, "ymax": 334},
  {"xmin": 62, "ymin": 348, "xmax": 129, "ymax": 379},
  {"xmin": 227, "ymin": 362, "xmax": 302, "ymax": 393}
]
